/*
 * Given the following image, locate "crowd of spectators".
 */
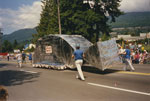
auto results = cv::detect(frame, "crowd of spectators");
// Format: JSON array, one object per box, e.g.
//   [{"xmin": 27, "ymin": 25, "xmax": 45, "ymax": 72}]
[{"xmin": 118, "ymin": 43, "xmax": 150, "ymax": 64}]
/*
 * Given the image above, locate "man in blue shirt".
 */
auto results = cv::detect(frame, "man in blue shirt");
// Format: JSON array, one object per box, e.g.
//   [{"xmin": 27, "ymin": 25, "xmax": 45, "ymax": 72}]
[
  {"xmin": 124, "ymin": 45, "xmax": 135, "ymax": 71},
  {"xmin": 72, "ymin": 44, "xmax": 85, "ymax": 81}
]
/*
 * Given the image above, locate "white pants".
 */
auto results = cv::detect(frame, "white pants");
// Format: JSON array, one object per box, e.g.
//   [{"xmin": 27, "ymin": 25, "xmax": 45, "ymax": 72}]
[
  {"xmin": 17, "ymin": 60, "xmax": 22, "ymax": 68},
  {"xmin": 124, "ymin": 58, "xmax": 135, "ymax": 71},
  {"xmin": 75, "ymin": 60, "xmax": 85, "ymax": 80}
]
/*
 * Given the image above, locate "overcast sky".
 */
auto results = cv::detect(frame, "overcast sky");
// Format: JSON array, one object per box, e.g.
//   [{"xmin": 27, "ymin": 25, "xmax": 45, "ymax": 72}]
[{"xmin": 0, "ymin": 0, "xmax": 150, "ymax": 34}]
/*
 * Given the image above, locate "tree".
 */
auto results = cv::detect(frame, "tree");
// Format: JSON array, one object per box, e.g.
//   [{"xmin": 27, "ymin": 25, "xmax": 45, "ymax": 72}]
[
  {"xmin": 13, "ymin": 39, "xmax": 18, "ymax": 49},
  {"xmin": 101, "ymin": 33, "xmax": 110, "ymax": 41},
  {"xmin": 34, "ymin": 0, "xmax": 123, "ymax": 43},
  {"xmin": 2, "ymin": 40, "xmax": 13, "ymax": 52},
  {"xmin": 60, "ymin": 0, "xmax": 123, "ymax": 42},
  {"xmin": 34, "ymin": 0, "xmax": 59, "ymax": 43}
]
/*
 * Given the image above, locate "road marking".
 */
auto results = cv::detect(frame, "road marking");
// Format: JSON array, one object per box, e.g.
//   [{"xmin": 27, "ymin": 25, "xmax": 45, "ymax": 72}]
[
  {"xmin": 88, "ymin": 82, "xmax": 150, "ymax": 96},
  {"xmin": 117, "ymin": 71, "xmax": 150, "ymax": 76},
  {"xmin": 20, "ymin": 69, "xmax": 38, "ymax": 74}
]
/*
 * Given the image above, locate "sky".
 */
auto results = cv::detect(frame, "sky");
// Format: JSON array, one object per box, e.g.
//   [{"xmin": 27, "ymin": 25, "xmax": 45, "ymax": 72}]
[{"xmin": 0, "ymin": 0, "xmax": 150, "ymax": 35}]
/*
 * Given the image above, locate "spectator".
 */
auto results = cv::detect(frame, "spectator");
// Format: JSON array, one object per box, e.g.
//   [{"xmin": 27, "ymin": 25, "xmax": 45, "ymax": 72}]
[
  {"xmin": 130, "ymin": 49, "xmax": 135, "ymax": 63},
  {"xmin": 28, "ymin": 53, "xmax": 32, "ymax": 65},
  {"xmin": 16, "ymin": 52, "xmax": 22, "ymax": 68},
  {"xmin": 7, "ymin": 53, "xmax": 9, "ymax": 61},
  {"xmin": 141, "ymin": 50, "xmax": 148, "ymax": 64},
  {"xmin": 134, "ymin": 51, "xmax": 140, "ymax": 64},
  {"xmin": 118, "ymin": 46, "xmax": 125, "ymax": 63},
  {"xmin": 22, "ymin": 51, "xmax": 26, "ymax": 63}
]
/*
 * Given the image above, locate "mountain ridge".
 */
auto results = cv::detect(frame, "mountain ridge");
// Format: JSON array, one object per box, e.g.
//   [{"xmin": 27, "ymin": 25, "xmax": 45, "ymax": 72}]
[{"xmin": 2, "ymin": 28, "xmax": 37, "ymax": 43}]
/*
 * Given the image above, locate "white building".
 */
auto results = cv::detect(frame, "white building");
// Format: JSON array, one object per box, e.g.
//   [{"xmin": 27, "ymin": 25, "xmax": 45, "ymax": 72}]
[{"xmin": 116, "ymin": 33, "xmax": 150, "ymax": 41}]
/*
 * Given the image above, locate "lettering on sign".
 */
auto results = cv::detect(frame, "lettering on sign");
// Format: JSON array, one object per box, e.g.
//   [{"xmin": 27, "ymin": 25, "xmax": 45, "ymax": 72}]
[{"xmin": 45, "ymin": 46, "xmax": 52, "ymax": 54}]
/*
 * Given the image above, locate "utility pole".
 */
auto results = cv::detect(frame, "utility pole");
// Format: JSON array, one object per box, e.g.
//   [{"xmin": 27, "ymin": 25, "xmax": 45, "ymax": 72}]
[{"xmin": 57, "ymin": 0, "xmax": 62, "ymax": 34}]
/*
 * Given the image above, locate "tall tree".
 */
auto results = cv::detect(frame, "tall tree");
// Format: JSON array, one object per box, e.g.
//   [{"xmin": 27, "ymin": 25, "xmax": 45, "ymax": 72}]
[
  {"xmin": 47, "ymin": 0, "xmax": 59, "ymax": 34},
  {"xmin": 34, "ymin": 0, "xmax": 58, "ymax": 43},
  {"xmin": 60, "ymin": 0, "xmax": 123, "ymax": 42},
  {"xmin": 13, "ymin": 39, "xmax": 18, "ymax": 49},
  {"xmin": 34, "ymin": 0, "xmax": 123, "ymax": 43},
  {"xmin": 2, "ymin": 40, "xmax": 13, "ymax": 52}
]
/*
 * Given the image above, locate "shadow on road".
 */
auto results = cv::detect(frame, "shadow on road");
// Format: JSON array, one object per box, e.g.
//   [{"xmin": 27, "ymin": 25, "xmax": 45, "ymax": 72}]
[
  {"xmin": 69, "ymin": 66, "xmax": 120, "ymax": 75},
  {"xmin": 0, "ymin": 70, "xmax": 40, "ymax": 86}
]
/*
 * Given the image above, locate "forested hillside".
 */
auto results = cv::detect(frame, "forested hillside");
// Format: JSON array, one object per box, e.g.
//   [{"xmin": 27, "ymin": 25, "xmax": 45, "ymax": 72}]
[
  {"xmin": 2, "ymin": 28, "xmax": 37, "ymax": 43},
  {"xmin": 111, "ymin": 12, "xmax": 150, "ymax": 28}
]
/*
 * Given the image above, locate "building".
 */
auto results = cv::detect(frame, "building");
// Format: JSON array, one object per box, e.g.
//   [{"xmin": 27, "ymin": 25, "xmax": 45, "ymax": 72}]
[{"xmin": 115, "ymin": 32, "xmax": 150, "ymax": 42}]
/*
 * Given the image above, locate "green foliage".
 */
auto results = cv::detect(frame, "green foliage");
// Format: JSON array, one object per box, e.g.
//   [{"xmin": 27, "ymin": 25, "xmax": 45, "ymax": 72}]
[
  {"xmin": 2, "ymin": 39, "xmax": 30, "ymax": 52},
  {"xmin": 60, "ymin": 0, "xmax": 123, "ymax": 42},
  {"xmin": 111, "ymin": 12, "xmax": 150, "ymax": 28},
  {"xmin": 35, "ymin": 0, "xmax": 59, "ymax": 43},
  {"xmin": 15, "ymin": 44, "xmax": 24, "ymax": 51},
  {"xmin": 144, "ymin": 45, "xmax": 150, "ymax": 52},
  {"xmin": 13, "ymin": 40, "xmax": 18, "ymax": 49},
  {"xmin": 2, "ymin": 28, "xmax": 37, "ymax": 43},
  {"xmin": 2, "ymin": 40, "xmax": 13, "ymax": 52},
  {"xmin": 34, "ymin": 0, "xmax": 123, "ymax": 43},
  {"xmin": 101, "ymin": 33, "xmax": 110, "ymax": 41}
]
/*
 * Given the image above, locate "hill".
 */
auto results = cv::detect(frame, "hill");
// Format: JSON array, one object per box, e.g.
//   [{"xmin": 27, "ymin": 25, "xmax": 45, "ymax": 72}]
[
  {"xmin": 2, "ymin": 28, "xmax": 37, "ymax": 43},
  {"xmin": 110, "ymin": 12, "xmax": 150, "ymax": 28}
]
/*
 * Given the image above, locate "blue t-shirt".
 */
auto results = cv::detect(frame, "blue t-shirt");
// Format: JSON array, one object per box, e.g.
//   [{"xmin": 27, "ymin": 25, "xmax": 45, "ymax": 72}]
[
  {"xmin": 29, "ymin": 54, "xmax": 32, "ymax": 60},
  {"xmin": 73, "ymin": 49, "xmax": 83, "ymax": 60},
  {"xmin": 125, "ymin": 49, "xmax": 131, "ymax": 59}
]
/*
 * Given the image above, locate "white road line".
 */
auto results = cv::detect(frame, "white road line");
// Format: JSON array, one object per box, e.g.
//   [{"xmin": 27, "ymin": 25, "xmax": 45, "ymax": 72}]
[
  {"xmin": 20, "ymin": 69, "xmax": 38, "ymax": 74},
  {"xmin": 88, "ymin": 82, "xmax": 150, "ymax": 96}
]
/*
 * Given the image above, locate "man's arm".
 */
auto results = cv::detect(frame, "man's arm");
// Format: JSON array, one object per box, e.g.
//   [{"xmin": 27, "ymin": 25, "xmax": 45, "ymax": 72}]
[
  {"xmin": 72, "ymin": 55, "xmax": 74, "ymax": 58},
  {"xmin": 82, "ymin": 53, "xmax": 85, "ymax": 58}
]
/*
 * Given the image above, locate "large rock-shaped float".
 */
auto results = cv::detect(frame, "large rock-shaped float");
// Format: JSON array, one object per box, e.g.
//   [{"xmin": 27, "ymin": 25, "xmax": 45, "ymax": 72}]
[
  {"xmin": 33, "ymin": 34, "xmax": 121, "ymax": 70},
  {"xmin": 33, "ymin": 34, "xmax": 93, "ymax": 69},
  {"xmin": 85, "ymin": 39, "xmax": 121, "ymax": 71}
]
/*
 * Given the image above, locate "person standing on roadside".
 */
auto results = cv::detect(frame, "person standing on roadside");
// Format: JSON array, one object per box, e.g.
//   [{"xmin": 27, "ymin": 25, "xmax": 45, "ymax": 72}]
[
  {"xmin": 16, "ymin": 52, "xmax": 22, "ymax": 68},
  {"xmin": 72, "ymin": 44, "xmax": 85, "ymax": 81},
  {"xmin": 118, "ymin": 46, "xmax": 125, "ymax": 63},
  {"xmin": 28, "ymin": 53, "xmax": 32, "ymax": 65},
  {"xmin": 7, "ymin": 53, "xmax": 10, "ymax": 61},
  {"xmin": 22, "ymin": 51, "xmax": 26, "ymax": 63},
  {"xmin": 123, "ymin": 45, "xmax": 135, "ymax": 71}
]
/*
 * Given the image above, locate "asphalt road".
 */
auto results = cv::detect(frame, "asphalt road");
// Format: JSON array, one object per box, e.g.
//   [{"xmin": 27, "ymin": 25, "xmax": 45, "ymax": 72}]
[{"xmin": 0, "ymin": 61, "xmax": 150, "ymax": 101}]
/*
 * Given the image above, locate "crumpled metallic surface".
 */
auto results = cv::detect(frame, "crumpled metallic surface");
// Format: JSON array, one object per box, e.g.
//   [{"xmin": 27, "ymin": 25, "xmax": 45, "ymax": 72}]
[
  {"xmin": 33, "ymin": 35, "xmax": 120, "ymax": 70},
  {"xmin": 85, "ymin": 39, "xmax": 121, "ymax": 71},
  {"xmin": 33, "ymin": 34, "xmax": 92, "ymax": 69}
]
